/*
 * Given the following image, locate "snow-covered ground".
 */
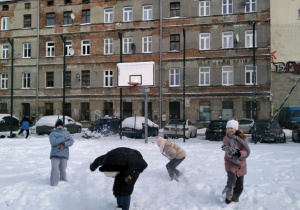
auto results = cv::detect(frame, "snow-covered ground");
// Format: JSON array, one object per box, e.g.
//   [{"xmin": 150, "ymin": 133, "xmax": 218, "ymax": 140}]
[{"xmin": 0, "ymin": 129, "xmax": 300, "ymax": 210}]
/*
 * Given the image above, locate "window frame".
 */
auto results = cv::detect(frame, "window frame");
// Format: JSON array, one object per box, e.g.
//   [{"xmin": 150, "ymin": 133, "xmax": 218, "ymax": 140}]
[
  {"xmin": 23, "ymin": 43, "xmax": 31, "ymax": 58},
  {"xmin": 104, "ymin": 8, "xmax": 113, "ymax": 23},
  {"xmin": 2, "ymin": 44, "xmax": 9, "ymax": 59},
  {"xmin": 143, "ymin": 5, "xmax": 153, "ymax": 20},
  {"xmin": 169, "ymin": 68, "xmax": 180, "ymax": 87},
  {"xmin": 64, "ymin": 11, "xmax": 72, "ymax": 25},
  {"xmin": 1, "ymin": 17, "xmax": 9, "ymax": 30},
  {"xmin": 222, "ymin": 31, "xmax": 233, "ymax": 49},
  {"xmin": 22, "ymin": 72, "xmax": 30, "ymax": 89},
  {"xmin": 245, "ymin": 30, "xmax": 257, "ymax": 48},
  {"xmin": 170, "ymin": 2, "xmax": 180, "ymax": 17},
  {"xmin": 46, "ymin": 13, "xmax": 55, "ymax": 27},
  {"xmin": 65, "ymin": 71, "xmax": 71, "ymax": 87},
  {"xmin": 81, "ymin": 70, "xmax": 90, "ymax": 87},
  {"xmin": 1, "ymin": 73, "xmax": 8, "ymax": 89},
  {"xmin": 46, "ymin": 72, "xmax": 54, "ymax": 88},
  {"xmin": 245, "ymin": 65, "xmax": 257, "ymax": 85},
  {"xmin": 142, "ymin": 36, "xmax": 152, "ymax": 53},
  {"xmin": 199, "ymin": 1, "xmax": 210, "ymax": 16},
  {"xmin": 199, "ymin": 33, "xmax": 210, "ymax": 50},
  {"xmin": 199, "ymin": 67, "xmax": 210, "ymax": 86},
  {"xmin": 245, "ymin": 0, "xmax": 256, "ymax": 13},
  {"xmin": 82, "ymin": 9, "xmax": 90, "ymax": 24},
  {"xmin": 222, "ymin": 66, "xmax": 234, "ymax": 86},
  {"xmin": 81, "ymin": 40, "xmax": 90, "ymax": 55},
  {"xmin": 46, "ymin": 42, "xmax": 55, "ymax": 57},
  {"xmin": 104, "ymin": 38, "xmax": 113, "ymax": 55},
  {"xmin": 170, "ymin": 34, "xmax": 180, "ymax": 51},
  {"xmin": 123, "ymin": 37, "xmax": 132, "ymax": 54},
  {"xmin": 24, "ymin": 14, "xmax": 32, "ymax": 28},
  {"xmin": 104, "ymin": 70, "xmax": 113, "ymax": 87},
  {"xmin": 123, "ymin": 7, "xmax": 133, "ymax": 22},
  {"xmin": 222, "ymin": 0, "xmax": 233, "ymax": 15},
  {"xmin": 65, "ymin": 40, "xmax": 73, "ymax": 56}
]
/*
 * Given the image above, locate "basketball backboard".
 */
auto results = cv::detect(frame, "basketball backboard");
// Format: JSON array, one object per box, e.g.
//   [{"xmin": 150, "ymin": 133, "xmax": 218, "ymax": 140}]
[{"xmin": 117, "ymin": 62, "xmax": 155, "ymax": 87}]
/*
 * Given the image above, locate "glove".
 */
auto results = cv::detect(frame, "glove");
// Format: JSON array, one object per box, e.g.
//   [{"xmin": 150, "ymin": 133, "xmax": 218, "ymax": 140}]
[
  {"xmin": 232, "ymin": 150, "xmax": 241, "ymax": 158},
  {"xmin": 58, "ymin": 143, "xmax": 64, "ymax": 151},
  {"xmin": 221, "ymin": 145, "xmax": 230, "ymax": 152}
]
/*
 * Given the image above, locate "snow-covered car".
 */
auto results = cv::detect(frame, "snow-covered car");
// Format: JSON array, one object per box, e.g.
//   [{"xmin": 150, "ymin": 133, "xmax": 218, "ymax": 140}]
[
  {"xmin": 238, "ymin": 118, "xmax": 255, "ymax": 134},
  {"xmin": 163, "ymin": 119, "xmax": 197, "ymax": 139},
  {"xmin": 35, "ymin": 115, "xmax": 82, "ymax": 135},
  {"xmin": 121, "ymin": 116, "xmax": 159, "ymax": 139},
  {"xmin": 0, "ymin": 114, "xmax": 19, "ymax": 132},
  {"xmin": 87, "ymin": 116, "xmax": 120, "ymax": 134}
]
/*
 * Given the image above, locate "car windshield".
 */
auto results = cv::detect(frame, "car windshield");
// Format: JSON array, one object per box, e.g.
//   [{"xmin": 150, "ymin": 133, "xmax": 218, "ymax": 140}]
[
  {"xmin": 168, "ymin": 120, "xmax": 185, "ymax": 125},
  {"xmin": 290, "ymin": 110, "xmax": 300, "ymax": 116},
  {"xmin": 255, "ymin": 121, "xmax": 281, "ymax": 129},
  {"xmin": 96, "ymin": 119, "xmax": 113, "ymax": 125}
]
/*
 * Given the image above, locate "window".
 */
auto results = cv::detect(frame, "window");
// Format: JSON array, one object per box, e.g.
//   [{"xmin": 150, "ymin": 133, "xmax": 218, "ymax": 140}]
[
  {"xmin": 24, "ymin": 15, "xmax": 31, "ymax": 28},
  {"xmin": 2, "ymin": 5, "xmax": 9, "ymax": 11},
  {"xmin": 199, "ymin": 33, "xmax": 210, "ymax": 50},
  {"xmin": 170, "ymin": 2, "xmax": 180, "ymax": 17},
  {"xmin": 170, "ymin": 34, "xmax": 180, "ymax": 51},
  {"xmin": 245, "ymin": 30, "xmax": 257, "ymax": 48},
  {"xmin": 1, "ymin": 17, "xmax": 9, "ymax": 30},
  {"xmin": 81, "ymin": 40, "xmax": 90, "ymax": 55},
  {"xmin": 104, "ymin": 102, "xmax": 113, "ymax": 116},
  {"xmin": 65, "ymin": 0, "xmax": 71, "ymax": 4},
  {"xmin": 1, "ymin": 73, "xmax": 8, "ymax": 89},
  {"xmin": 142, "ymin": 102, "xmax": 153, "ymax": 120},
  {"xmin": 64, "ymin": 11, "xmax": 72, "ymax": 25},
  {"xmin": 222, "ymin": 31, "xmax": 233, "ymax": 49},
  {"xmin": 22, "ymin": 73, "xmax": 30, "ymax": 89},
  {"xmin": 245, "ymin": 0, "xmax": 256, "ymax": 13},
  {"xmin": 104, "ymin": 8, "xmax": 113, "ymax": 23},
  {"xmin": 81, "ymin": 102, "xmax": 90, "ymax": 120},
  {"xmin": 46, "ymin": 42, "xmax": 55, "ymax": 57},
  {"xmin": 45, "ymin": 103, "xmax": 53, "ymax": 116},
  {"xmin": 104, "ymin": 70, "xmax": 113, "ymax": 87},
  {"xmin": 47, "ymin": 1, "xmax": 54, "ymax": 6},
  {"xmin": 65, "ymin": 40, "xmax": 73, "ymax": 56},
  {"xmin": 170, "ymin": 68, "xmax": 180, "ymax": 86},
  {"xmin": 199, "ymin": 67, "xmax": 210, "ymax": 86},
  {"xmin": 199, "ymin": 101, "xmax": 210, "ymax": 121},
  {"xmin": 82, "ymin": 9, "xmax": 90, "ymax": 24},
  {"xmin": 123, "ymin": 37, "xmax": 132, "ymax": 54},
  {"xmin": 46, "ymin": 13, "xmax": 55, "ymax": 26},
  {"xmin": 23, "ymin": 43, "xmax": 31, "ymax": 58},
  {"xmin": 104, "ymin": 38, "xmax": 113, "ymax": 55},
  {"xmin": 222, "ymin": 66, "xmax": 233, "ymax": 86},
  {"xmin": 25, "ymin": 3, "xmax": 31, "ymax": 9},
  {"xmin": 199, "ymin": 1, "xmax": 210, "ymax": 16},
  {"xmin": 123, "ymin": 7, "xmax": 133, "ymax": 22},
  {"xmin": 0, "ymin": 103, "xmax": 7, "ymax": 113},
  {"xmin": 143, "ymin": 5, "xmax": 153, "ymax": 20},
  {"xmin": 143, "ymin": 36, "xmax": 152, "ymax": 53},
  {"xmin": 65, "ymin": 71, "xmax": 71, "ymax": 87},
  {"xmin": 82, "ymin": 70, "xmax": 90, "ymax": 87},
  {"xmin": 46, "ymin": 72, "xmax": 54, "ymax": 87},
  {"xmin": 2, "ymin": 44, "xmax": 9, "ymax": 59},
  {"xmin": 245, "ymin": 65, "xmax": 257, "ymax": 85},
  {"xmin": 82, "ymin": 0, "xmax": 89, "ymax": 4},
  {"xmin": 222, "ymin": 0, "xmax": 233, "ymax": 14}
]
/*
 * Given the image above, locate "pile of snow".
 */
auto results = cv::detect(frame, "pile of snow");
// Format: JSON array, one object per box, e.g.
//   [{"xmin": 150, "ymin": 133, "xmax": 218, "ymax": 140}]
[
  {"xmin": 0, "ymin": 130, "xmax": 300, "ymax": 209},
  {"xmin": 122, "ymin": 116, "xmax": 158, "ymax": 130}
]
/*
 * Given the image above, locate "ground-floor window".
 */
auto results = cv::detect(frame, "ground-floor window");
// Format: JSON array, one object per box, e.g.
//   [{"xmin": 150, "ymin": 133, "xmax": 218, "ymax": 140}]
[
  {"xmin": 104, "ymin": 102, "xmax": 113, "ymax": 117},
  {"xmin": 199, "ymin": 101, "xmax": 210, "ymax": 121},
  {"xmin": 123, "ymin": 102, "xmax": 132, "ymax": 120},
  {"xmin": 0, "ymin": 103, "xmax": 7, "ymax": 113},
  {"xmin": 142, "ymin": 102, "xmax": 153, "ymax": 121},
  {"xmin": 169, "ymin": 102, "xmax": 180, "ymax": 120},
  {"xmin": 81, "ymin": 102, "xmax": 90, "ymax": 121},
  {"xmin": 22, "ymin": 103, "xmax": 30, "ymax": 117},
  {"xmin": 244, "ymin": 101, "xmax": 260, "ymax": 118},
  {"xmin": 45, "ymin": 103, "xmax": 53, "ymax": 116},
  {"xmin": 222, "ymin": 101, "xmax": 233, "ymax": 120}
]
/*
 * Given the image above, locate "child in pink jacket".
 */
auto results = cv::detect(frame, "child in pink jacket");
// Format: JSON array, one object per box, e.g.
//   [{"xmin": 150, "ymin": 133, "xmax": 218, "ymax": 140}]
[{"xmin": 222, "ymin": 120, "xmax": 250, "ymax": 204}]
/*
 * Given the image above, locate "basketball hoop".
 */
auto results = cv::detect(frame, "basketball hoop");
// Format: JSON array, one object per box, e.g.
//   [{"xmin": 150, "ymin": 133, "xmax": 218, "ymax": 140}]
[{"xmin": 128, "ymin": 82, "xmax": 139, "ymax": 87}]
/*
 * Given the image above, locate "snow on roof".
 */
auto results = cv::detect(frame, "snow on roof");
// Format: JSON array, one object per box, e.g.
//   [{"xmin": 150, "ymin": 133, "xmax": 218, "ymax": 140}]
[
  {"xmin": 0, "ymin": 114, "xmax": 19, "ymax": 120},
  {"xmin": 35, "ymin": 115, "xmax": 82, "ymax": 127},
  {"xmin": 122, "ymin": 116, "xmax": 158, "ymax": 130}
]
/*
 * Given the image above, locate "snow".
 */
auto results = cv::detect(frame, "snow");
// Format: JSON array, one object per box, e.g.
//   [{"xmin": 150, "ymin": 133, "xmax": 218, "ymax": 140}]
[
  {"xmin": 122, "ymin": 116, "xmax": 158, "ymax": 130},
  {"xmin": 35, "ymin": 115, "xmax": 82, "ymax": 127},
  {"xmin": 0, "ymin": 129, "xmax": 300, "ymax": 210}
]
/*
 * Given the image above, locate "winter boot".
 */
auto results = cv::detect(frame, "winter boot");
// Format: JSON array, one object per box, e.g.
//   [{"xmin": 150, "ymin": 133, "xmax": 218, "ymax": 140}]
[{"xmin": 225, "ymin": 198, "xmax": 232, "ymax": 204}]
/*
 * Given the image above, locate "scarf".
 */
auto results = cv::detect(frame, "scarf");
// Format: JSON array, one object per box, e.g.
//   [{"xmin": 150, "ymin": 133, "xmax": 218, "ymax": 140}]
[{"xmin": 227, "ymin": 134, "xmax": 251, "ymax": 164}]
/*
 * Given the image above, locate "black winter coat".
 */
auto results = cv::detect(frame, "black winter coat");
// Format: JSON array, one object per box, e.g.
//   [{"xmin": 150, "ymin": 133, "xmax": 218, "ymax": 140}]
[{"xmin": 90, "ymin": 147, "xmax": 148, "ymax": 196}]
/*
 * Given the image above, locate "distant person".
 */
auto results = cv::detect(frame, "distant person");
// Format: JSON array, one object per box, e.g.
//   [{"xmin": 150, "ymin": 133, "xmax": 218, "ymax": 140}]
[
  {"xmin": 18, "ymin": 116, "xmax": 32, "ymax": 139},
  {"xmin": 90, "ymin": 147, "xmax": 148, "ymax": 210},
  {"xmin": 157, "ymin": 137, "xmax": 186, "ymax": 182},
  {"xmin": 49, "ymin": 119, "xmax": 74, "ymax": 186},
  {"xmin": 221, "ymin": 120, "xmax": 250, "ymax": 204}
]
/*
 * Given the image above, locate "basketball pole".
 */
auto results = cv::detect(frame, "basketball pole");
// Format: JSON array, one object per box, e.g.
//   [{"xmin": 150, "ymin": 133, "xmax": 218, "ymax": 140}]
[{"xmin": 140, "ymin": 87, "xmax": 148, "ymax": 143}]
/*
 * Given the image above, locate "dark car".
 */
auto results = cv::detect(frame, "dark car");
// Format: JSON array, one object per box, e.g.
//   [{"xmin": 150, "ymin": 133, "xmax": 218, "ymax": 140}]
[
  {"xmin": 0, "ymin": 114, "xmax": 20, "ymax": 132},
  {"xmin": 251, "ymin": 120, "xmax": 286, "ymax": 143},
  {"xmin": 35, "ymin": 115, "xmax": 82, "ymax": 135},
  {"xmin": 87, "ymin": 116, "xmax": 120, "ymax": 135},
  {"xmin": 122, "ymin": 116, "xmax": 159, "ymax": 139},
  {"xmin": 205, "ymin": 120, "xmax": 228, "ymax": 141}
]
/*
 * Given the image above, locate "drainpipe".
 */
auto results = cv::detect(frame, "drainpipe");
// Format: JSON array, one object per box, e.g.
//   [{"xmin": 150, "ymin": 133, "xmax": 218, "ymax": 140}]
[
  {"xmin": 35, "ymin": 0, "xmax": 40, "ymax": 122},
  {"xmin": 159, "ymin": 0, "xmax": 162, "ymax": 128}
]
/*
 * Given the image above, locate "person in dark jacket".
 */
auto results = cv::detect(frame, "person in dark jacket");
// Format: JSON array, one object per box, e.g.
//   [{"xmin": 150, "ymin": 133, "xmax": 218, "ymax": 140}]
[
  {"xmin": 49, "ymin": 119, "xmax": 74, "ymax": 186},
  {"xmin": 18, "ymin": 116, "xmax": 32, "ymax": 139},
  {"xmin": 90, "ymin": 147, "xmax": 148, "ymax": 210}
]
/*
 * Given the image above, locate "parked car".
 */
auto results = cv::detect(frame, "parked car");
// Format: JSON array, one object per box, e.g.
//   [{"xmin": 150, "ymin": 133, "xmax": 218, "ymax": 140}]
[
  {"xmin": 163, "ymin": 119, "xmax": 197, "ymax": 139},
  {"xmin": 35, "ymin": 115, "xmax": 82, "ymax": 135},
  {"xmin": 251, "ymin": 120, "xmax": 286, "ymax": 143},
  {"xmin": 87, "ymin": 116, "xmax": 120, "ymax": 135},
  {"xmin": 279, "ymin": 107, "xmax": 300, "ymax": 129},
  {"xmin": 0, "ymin": 114, "xmax": 20, "ymax": 132},
  {"xmin": 122, "ymin": 116, "xmax": 159, "ymax": 139},
  {"xmin": 205, "ymin": 120, "xmax": 228, "ymax": 141},
  {"xmin": 238, "ymin": 118, "xmax": 255, "ymax": 134}
]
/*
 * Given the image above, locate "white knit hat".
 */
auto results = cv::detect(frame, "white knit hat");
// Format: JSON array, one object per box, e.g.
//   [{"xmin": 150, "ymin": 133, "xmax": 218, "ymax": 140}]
[{"xmin": 226, "ymin": 120, "xmax": 239, "ymax": 130}]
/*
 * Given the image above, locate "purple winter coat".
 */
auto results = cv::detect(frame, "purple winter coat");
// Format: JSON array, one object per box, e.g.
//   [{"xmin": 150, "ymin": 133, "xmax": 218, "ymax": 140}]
[{"xmin": 223, "ymin": 134, "xmax": 249, "ymax": 177}]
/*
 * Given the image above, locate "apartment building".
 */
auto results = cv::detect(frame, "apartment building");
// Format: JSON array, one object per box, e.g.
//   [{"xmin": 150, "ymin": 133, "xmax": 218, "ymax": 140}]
[{"xmin": 0, "ymin": 0, "xmax": 271, "ymax": 127}]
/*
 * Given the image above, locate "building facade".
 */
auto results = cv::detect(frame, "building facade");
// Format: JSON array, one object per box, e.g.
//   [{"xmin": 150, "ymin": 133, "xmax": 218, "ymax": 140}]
[{"xmin": 0, "ymin": 0, "xmax": 271, "ymax": 127}]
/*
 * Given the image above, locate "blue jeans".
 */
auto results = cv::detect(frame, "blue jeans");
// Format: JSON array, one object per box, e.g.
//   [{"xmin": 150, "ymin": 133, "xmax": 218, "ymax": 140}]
[{"xmin": 116, "ymin": 195, "xmax": 131, "ymax": 210}]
